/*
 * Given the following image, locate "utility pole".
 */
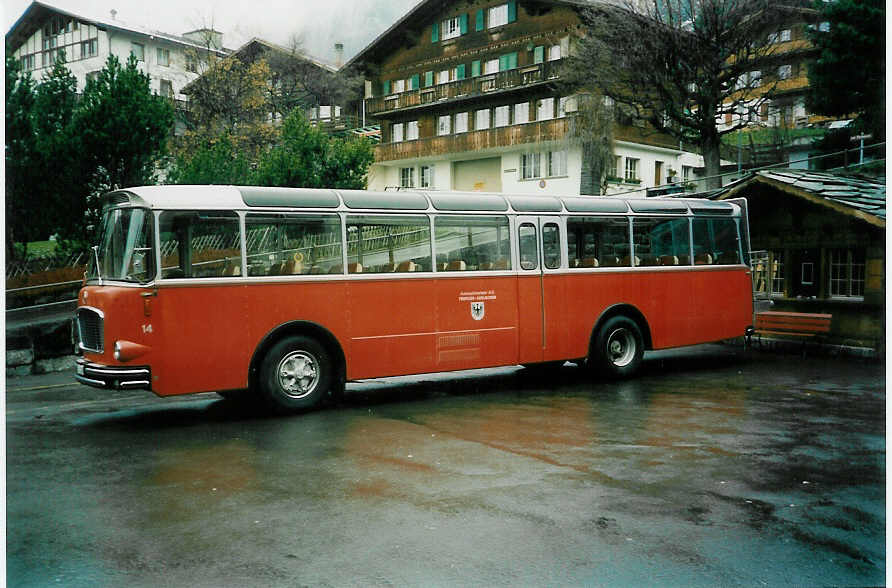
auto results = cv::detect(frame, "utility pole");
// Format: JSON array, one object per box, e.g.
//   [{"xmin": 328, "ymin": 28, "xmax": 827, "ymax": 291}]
[{"xmin": 850, "ymin": 134, "xmax": 872, "ymax": 166}]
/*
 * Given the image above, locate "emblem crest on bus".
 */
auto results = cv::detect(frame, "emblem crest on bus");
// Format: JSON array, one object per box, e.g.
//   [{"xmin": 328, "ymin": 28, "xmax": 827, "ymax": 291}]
[{"xmin": 471, "ymin": 301, "xmax": 485, "ymax": 321}]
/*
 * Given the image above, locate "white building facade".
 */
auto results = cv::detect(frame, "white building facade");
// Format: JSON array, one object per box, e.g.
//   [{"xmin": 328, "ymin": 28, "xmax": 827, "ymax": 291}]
[
  {"xmin": 368, "ymin": 134, "xmax": 706, "ymax": 196},
  {"xmin": 7, "ymin": 3, "xmax": 228, "ymax": 100}
]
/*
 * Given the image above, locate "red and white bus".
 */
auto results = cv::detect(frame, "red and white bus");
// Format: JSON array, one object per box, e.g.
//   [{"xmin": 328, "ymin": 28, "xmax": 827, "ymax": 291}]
[{"xmin": 75, "ymin": 186, "xmax": 753, "ymax": 412}]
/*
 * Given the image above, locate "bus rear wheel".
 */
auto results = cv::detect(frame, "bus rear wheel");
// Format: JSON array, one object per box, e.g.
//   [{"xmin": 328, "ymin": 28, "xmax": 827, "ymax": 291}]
[
  {"xmin": 592, "ymin": 316, "xmax": 644, "ymax": 378},
  {"xmin": 259, "ymin": 335, "xmax": 332, "ymax": 413}
]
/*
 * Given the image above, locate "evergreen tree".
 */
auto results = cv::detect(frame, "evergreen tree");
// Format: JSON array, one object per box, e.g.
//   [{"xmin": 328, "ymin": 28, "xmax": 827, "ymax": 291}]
[
  {"xmin": 807, "ymin": 0, "xmax": 884, "ymax": 140},
  {"xmin": 75, "ymin": 54, "xmax": 174, "ymax": 194},
  {"xmin": 5, "ymin": 55, "xmax": 37, "ymax": 259},
  {"xmin": 250, "ymin": 110, "xmax": 374, "ymax": 189},
  {"xmin": 166, "ymin": 136, "xmax": 252, "ymax": 185},
  {"xmin": 32, "ymin": 50, "xmax": 87, "ymax": 245}
]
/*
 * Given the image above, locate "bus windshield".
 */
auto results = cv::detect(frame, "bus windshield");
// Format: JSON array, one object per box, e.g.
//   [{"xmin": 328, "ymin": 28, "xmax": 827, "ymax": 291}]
[{"xmin": 88, "ymin": 207, "xmax": 155, "ymax": 283}]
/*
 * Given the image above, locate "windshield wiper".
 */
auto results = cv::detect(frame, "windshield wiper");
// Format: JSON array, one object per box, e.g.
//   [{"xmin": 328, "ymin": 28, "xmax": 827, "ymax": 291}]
[{"xmin": 91, "ymin": 245, "xmax": 103, "ymax": 286}]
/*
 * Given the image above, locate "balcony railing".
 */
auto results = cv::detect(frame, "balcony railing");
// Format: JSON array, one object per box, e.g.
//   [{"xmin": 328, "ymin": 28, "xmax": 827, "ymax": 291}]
[
  {"xmin": 367, "ymin": 60, "xmax": 564, "ymax": 116},
  {"xmin": 375, "ymin": 117, "xmax": 570, "ymax": 162}
]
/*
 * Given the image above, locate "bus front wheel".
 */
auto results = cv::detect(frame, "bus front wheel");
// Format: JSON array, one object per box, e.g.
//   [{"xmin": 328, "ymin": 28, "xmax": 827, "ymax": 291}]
[
  {"xmin": 592, "ymin": 316, "xmax": 644, "ymax": 378},
  {"xmin": 259, "ymin": 335, "xmax": 332, "ymax": 413}
]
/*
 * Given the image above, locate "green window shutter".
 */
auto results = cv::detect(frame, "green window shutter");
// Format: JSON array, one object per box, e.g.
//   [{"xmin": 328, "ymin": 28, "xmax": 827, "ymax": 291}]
[
  {"xmin": 534, "ymin": 46, "xmax": 544, "ymax": 64},
  {"xmin": 432, "ymin": 21, "xmax": 439, "ymax": 43},
  {"xmin": 382, "ymin": 80, "xmax": 391, "ymax": 95},
  {"xmin": 456, "ymin": 63, "xmax": 466, "ymax": 80},
  {"xmin": 460, "ymin": 13, "xmax": 468, "ymax": 34},
  {"xmin": 410, "ymin": 74, "xmax": 420, "ymax": 90},
  {"xmin": 476, "ymin": 9, "xmax": 485, "ymax": 31},
  {"xmin": 500, "ymin": 52, "xmax": 517, "ymax": 71},
  {"xmin": 507, "ymin": 0, "xmax": 517, "ymax": 23},
  {"xmin": 424, "ymin": 71, "xmax": 434, "ymax": 87},
  {"xmin": 471, "ymin": 59, "xmax": 481, "ymax": 77}
]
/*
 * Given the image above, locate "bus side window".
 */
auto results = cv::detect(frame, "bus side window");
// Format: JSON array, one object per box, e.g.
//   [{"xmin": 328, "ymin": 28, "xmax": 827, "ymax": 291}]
[
  {"xmin": 543, "ymin": 222, "xmax": 561, "ymax": 269},
  {"xmin": 159, "ymin": 211, "xmax": 241, "ymax": 279},
  {"xmin": 246, "ymin": 214, "xmax": 342, "ymax": 276},
  {"xmin": 632, "ymin": 217, "xmax": 691, "ymax": 267},
  {"xmin": 346, "ymin": 215, "xmax": 431, "ymax": 273},
  {"xmin": 518, "ymin": 223, "xmax": 538, "ymax": 270},
  {"xmin": 692, "ymin": 218, "xmax": 740, "ymax": 265},
  {"xmin": 567, "ymin": 217, "xmax": 630, "ymax": 268},
  {"xmin": 434, "ymin": 215, "xmax": 511, "ymax": 271}
]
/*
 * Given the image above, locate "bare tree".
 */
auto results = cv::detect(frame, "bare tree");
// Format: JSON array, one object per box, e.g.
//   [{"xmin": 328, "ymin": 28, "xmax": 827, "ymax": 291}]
[
  {"xmin": 566, "ymin": 0, "xmax": 795, "ymax": 189},
  {"xmin": 264, "ymin": 36, "xmax": 365, "ymax": 122},
  {"xmin": 566, "ymin": 92, "xmax": 616, "ymax": 195}
]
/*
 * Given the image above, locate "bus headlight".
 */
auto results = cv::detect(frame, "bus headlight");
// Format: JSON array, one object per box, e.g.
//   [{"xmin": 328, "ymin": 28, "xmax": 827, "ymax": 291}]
[{"xmin": 113, "ymin": 340, "xmax": 150, "ymax": 362}]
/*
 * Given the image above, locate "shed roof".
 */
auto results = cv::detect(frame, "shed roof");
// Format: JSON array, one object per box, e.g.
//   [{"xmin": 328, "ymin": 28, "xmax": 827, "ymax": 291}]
[{"xmin": 715, "ymin": 168, "xmax": 885, "ymax": 227}]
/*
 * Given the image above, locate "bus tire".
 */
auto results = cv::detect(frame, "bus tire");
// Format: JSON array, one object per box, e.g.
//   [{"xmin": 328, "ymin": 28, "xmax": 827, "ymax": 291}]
[
  {"xmin": 592, "ymin": 316, "xmax": 644, "ymax": 378},
  {"xmin": 259, "ymin": 335, "xmax": 331, "ymax": 413}
]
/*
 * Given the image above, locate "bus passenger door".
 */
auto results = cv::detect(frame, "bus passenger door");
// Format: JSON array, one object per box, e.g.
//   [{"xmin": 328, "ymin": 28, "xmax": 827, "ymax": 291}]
[{"xmin": 516, "ymin": 216, "xmax": 566, "ymax": 364}]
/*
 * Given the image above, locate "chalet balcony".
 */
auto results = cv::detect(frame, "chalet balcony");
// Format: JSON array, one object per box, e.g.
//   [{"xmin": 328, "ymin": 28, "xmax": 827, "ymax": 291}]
[
  {"xmin": 375, "ymin": 117, "xmax": 569, "ymax": 162},
  {"xmin": 367, "ymin": 60, "xmax": 564, "ymax": 117}
]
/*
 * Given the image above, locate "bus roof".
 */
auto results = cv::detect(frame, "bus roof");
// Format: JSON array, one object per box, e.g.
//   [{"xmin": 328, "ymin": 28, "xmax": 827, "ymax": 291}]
[{"xmin": 108, "ymin": 186, "xmax": 741, "ymax": 216}]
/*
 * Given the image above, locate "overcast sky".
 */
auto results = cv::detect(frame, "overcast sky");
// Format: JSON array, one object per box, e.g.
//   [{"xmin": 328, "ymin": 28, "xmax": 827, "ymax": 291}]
[{"xmin": 3, "ymin": 0, "xmax": 419, "ymax": 64}]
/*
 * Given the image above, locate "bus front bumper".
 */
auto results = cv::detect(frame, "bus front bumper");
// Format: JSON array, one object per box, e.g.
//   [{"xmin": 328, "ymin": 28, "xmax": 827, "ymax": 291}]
[{"xmin": 75, "ymin": 358, "xmax": 152, "ymax": 391}]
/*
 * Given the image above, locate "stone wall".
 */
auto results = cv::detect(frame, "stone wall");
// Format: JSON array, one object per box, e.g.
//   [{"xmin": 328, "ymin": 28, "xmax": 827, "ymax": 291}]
[{"xmin": 6, "ymin": 317, "xmax": 77, "ymax": 376}]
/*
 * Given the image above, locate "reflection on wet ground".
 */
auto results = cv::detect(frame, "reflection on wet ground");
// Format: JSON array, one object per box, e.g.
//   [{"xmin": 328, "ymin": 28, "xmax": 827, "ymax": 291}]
[{"xmin": 6, "ymin": 345, "xmax": 885, "ymax": 586}]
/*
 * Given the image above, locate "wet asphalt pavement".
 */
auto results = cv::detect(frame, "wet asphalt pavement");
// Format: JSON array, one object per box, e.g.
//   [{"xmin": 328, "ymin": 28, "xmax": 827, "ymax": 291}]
[{"xmin": 5, "ymin": 344, "xmax": 886, "ymax": 587}]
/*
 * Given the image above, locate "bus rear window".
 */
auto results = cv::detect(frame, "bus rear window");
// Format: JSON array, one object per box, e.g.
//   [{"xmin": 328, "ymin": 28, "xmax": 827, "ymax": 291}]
[
  {"xmin": 159, "ymin": 211, "xmax": 242, "ymax": 279},
  {"xmin": 434, "ymin": 216, "xmax": 511, "ymax": 271},
  {"xmin": 246, "ymin": 214, "xmax": 342, "ymax": 276}
]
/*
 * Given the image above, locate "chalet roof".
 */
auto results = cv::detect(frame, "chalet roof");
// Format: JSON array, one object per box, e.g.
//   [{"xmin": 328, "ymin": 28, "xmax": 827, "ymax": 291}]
[
  {"xmin": 230, "ymin": 38, "xmax": 337, "ymax": 72},
  {"xmin": 6, "ymin": 1, "xmax": 230, "ymax": 55},
  {"xmin": 344, "ymin": 0, "xmax": 598, "ymax": 70},
  {"xmin": 715, "ymin": 168, "xmax": 886, "ymax": 227}
]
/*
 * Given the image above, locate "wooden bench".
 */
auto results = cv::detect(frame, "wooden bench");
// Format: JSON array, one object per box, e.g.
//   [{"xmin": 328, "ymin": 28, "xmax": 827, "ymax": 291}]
[{"xmin": 751, "ymin": 311, "xmax": 832, "ymax": 352}]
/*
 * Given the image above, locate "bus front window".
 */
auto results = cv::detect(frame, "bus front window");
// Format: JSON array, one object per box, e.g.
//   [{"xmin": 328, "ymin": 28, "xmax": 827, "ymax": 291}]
[{"xmin": 88, "ymin": 208, "xmax": 155, "ymax": 283}]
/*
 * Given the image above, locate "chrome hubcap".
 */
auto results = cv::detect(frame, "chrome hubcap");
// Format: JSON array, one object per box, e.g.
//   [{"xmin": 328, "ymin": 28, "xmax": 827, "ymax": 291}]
[
  {"xmin": 276, "ymin": 351, "xmax": 319, "ymax": 399},
  {"xmin": 606, "ymin": 328, "xmax": 636, "ymax": 367}
]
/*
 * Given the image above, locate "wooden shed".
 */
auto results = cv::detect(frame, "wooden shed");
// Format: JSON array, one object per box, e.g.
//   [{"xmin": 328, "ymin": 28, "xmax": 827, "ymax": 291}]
[{"xmin": 716, "ymin": 169, "xmax": 885, "ymax": 350}]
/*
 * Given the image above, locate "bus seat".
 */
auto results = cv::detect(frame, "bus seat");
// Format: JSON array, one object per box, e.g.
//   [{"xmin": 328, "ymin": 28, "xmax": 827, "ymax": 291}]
[
  {"xmin": 437, "ymin": 262, "xmax": 448, "ymax": 272},
  {"xmin": 600, "ymin": 256, "xmax": 619, "ymax": 267},
  {"xmin": 383, "ymin": 262, "xmax": 398, "ymax": 272},
  {"xmin": 268, "ymin": 262, "xmax": 285, "ymax": 276},
  {"xmin": 695, "ymin": 253, "xmax": 713, "ymax": 265},
  {"xmin": 310, "ymin": 266, "xmax": 324, "ymax": 274},
  {"xmin": 347, "ymin": 263, "xmax": 363, "ymax": 274},
  {"xmin": 659, "ymin": 255, "xmax": 678, "ymax": 266},
  {"xmin": 446, "ymin": 260, "xmax": 466, "ymax": 271},
  {"xmin": 284, "ymin": 260, "xmax": 304, "ymax": 274},
  {"xmin": 581, "ymin": 257, "xmax": 599, "ymax": 268},
  {"xmin": 479, "ymin": 262, "xmax": 494, "ymax": 271},
  {"xmin": 678, "ymin": 255, "xmax": 691, "ymax": 265},
  {"xmin": 621, "ymin": 255, "xmax": 640, "ymax": 267},
  {"xmin": 329, "ymin": 264, "xmax": 344, "ymax": 274},
  {"xmin": 493, "ymin": 259, "xmax": 509, "ymax": 270},
  {"xmin": 396, "ymin": 260, "xmax": 416, "ymax": 272}
]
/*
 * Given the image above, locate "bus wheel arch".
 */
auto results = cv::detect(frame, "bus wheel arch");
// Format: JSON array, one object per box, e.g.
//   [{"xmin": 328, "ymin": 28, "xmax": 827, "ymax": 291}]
[
  {"xmin": 588, "ymin": 305, "xmax": 651, "ymax": 378},
  {"xmin": 250, "ymin": 321, "xmax": 346, "ymax": 408}
]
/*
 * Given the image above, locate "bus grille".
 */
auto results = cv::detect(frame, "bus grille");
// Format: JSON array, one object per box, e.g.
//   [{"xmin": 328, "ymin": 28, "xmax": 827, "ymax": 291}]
[{"xmin": 76, "ymin": 308, "xmax": 104, "ymax": 353}]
